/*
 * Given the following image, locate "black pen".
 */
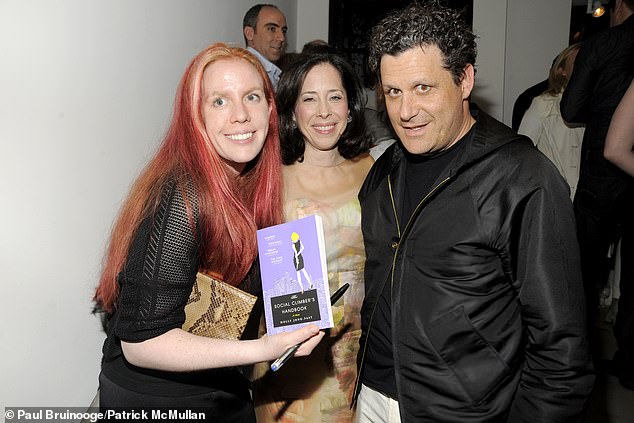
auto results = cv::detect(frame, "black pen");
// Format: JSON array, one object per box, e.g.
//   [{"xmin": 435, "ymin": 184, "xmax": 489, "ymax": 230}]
[
  {"xmin": 329, "ymin": 282, "xmax": 350, "ymax": 305},
  {"xmin": 270, "ymin": 283, "xmax": 350, "ymax": 372}
]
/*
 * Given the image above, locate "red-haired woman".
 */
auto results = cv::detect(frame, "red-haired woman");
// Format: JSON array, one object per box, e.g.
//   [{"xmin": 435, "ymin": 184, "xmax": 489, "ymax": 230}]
[{"xmin": 93, "ymin": 43, "xmax": 324, "ymax": 420}]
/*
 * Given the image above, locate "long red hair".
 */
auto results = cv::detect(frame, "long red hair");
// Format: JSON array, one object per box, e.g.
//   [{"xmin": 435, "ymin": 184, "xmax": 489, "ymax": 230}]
[{"xmin": 94, "ymin": 43, "xmax": 282, "ymax": 313}]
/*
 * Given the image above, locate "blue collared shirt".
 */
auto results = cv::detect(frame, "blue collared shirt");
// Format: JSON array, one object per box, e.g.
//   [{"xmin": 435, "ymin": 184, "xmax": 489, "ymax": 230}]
[{"xmin": 247, "ymin": 47, "xmax": 282, "ymax": 90}]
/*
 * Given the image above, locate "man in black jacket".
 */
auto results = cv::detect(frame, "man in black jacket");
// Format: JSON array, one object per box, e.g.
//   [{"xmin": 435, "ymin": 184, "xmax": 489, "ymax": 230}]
[
  {"xmin": 560, "ymin": 0, "xmax": 634, "ymax": 391},
  {"xmin": 353, "ymin": 3, "xmax": 594, "ymax": 422}
]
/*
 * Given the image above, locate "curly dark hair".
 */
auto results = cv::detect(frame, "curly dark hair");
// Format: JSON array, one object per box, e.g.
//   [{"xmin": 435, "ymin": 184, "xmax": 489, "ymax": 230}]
[
  {"xmin": 368, "ymin": 1, "xmax": 477, "ymax": 86},
  {"xmin": 276, "ymin": 53, "xmax": 370, "ymax": 165}
]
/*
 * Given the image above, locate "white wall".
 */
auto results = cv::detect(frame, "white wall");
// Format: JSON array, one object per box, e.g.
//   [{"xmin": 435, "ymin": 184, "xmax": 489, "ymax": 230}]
[
  {"xmin": 471, "ymin": 0, "xmax": 509, "ymax": 120},
  {"xmin": 473, "ymin": 0, "xmax": 572, "ymax": 124},
  {"xmin": 504, "ymin": 0, "xmax": 571, "ymax": 124},
  {"xmin": 295, "ymin": 0, "xmax": 330, "ymax": 51},
  {"xmin": 0, "ymin": 0, "xmax": 296, "ymax": 408}
]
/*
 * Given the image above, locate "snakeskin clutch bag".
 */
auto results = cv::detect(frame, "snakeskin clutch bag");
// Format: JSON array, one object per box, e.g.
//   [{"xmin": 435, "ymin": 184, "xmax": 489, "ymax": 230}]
[{"xmin": 182, "ymin": 272, "xmax": 257, "ymax": 340}]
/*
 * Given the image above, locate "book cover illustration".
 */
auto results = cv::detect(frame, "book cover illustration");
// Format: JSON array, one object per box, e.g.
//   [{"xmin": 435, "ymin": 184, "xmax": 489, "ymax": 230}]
[{"xmin": 257, "ymin": 214, "xmax": 333, "ymax": 335}]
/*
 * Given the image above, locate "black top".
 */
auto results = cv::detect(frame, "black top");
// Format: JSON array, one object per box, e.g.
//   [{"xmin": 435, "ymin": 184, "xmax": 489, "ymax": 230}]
[
  {"xmin": 100, "ymin": 178, "xmax": 260, "ymax": 400},
  {"xmin": 561, "ymin": 14, "xmax": 634, "ymax": 156},
  {"xmin": 362, "ymin": 132, "xmax": 470, "ymax": 399}
]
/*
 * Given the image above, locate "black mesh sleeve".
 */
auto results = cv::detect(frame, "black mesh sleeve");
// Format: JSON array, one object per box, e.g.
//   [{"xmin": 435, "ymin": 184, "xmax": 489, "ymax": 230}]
[{"xmin": 114, "ymin": 179, "xmax": 200, "ymax": 342}]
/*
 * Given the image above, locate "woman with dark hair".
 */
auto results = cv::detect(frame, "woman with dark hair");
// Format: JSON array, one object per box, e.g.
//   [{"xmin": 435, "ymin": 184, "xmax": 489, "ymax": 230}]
[
  {"xmin": 93, "ymin": 43, "xmax": 324, "ymax": 421},
  {"xmin": 253, "ymin": 53, "xmax": 373, "ymax": 422}
]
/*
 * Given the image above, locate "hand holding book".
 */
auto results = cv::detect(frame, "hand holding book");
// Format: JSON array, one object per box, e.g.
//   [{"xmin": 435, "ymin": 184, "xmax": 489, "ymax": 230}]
[
  {"xmin": 270, "ymin": 283, "xmax": 350, "ymax": 371},
  {"xmin": 262, "ymin": 324, "xmax": 325, "ymax": 364}
]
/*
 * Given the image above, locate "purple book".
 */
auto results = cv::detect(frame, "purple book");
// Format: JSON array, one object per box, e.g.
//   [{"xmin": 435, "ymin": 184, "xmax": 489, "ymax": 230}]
[{"xmin": 257, "ymin": 214, "xmax": 333, "ymax": 335}]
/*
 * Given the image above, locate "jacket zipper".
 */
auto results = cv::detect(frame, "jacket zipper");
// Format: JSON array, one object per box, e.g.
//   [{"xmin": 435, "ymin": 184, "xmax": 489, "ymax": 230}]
[{"xmin": 352, "ymin": 173, "xmax": 452, "ymax": 405}]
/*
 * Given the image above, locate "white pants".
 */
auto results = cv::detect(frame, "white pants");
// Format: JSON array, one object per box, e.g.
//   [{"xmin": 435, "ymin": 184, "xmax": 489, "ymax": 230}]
[{"xmin": 355, "ymin": 384, "xmax": 402, "ymax": 423}]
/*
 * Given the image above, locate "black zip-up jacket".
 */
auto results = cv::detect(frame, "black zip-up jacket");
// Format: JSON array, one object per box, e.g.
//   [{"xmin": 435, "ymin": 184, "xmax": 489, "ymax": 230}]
[{"xmin": 355, "ymin": 108, "xmax": 595, "ymax": 422}]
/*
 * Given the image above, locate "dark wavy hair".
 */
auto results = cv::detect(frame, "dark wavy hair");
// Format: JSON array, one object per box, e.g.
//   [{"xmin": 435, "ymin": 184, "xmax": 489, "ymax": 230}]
[
  {"xmin": 276, "ymin": 53, "xmax": 369, "ymax": 165},
  {"xmin": 368, "ymin": 1, "xmax": 477, "ymax": 86}
]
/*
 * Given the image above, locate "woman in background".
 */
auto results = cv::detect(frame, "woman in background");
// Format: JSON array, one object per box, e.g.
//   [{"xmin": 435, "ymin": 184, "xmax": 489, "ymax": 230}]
[
  {"xmin": 253, "ymin": 53, "xmax": 373, "ymax": 422},
  {"xmin": 93, "ymin": 43, "xmax": 323, "ymax": 421},
  {"xmin": 518, "ymin": 43, "xmax": 584, "ymax": 199}
]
